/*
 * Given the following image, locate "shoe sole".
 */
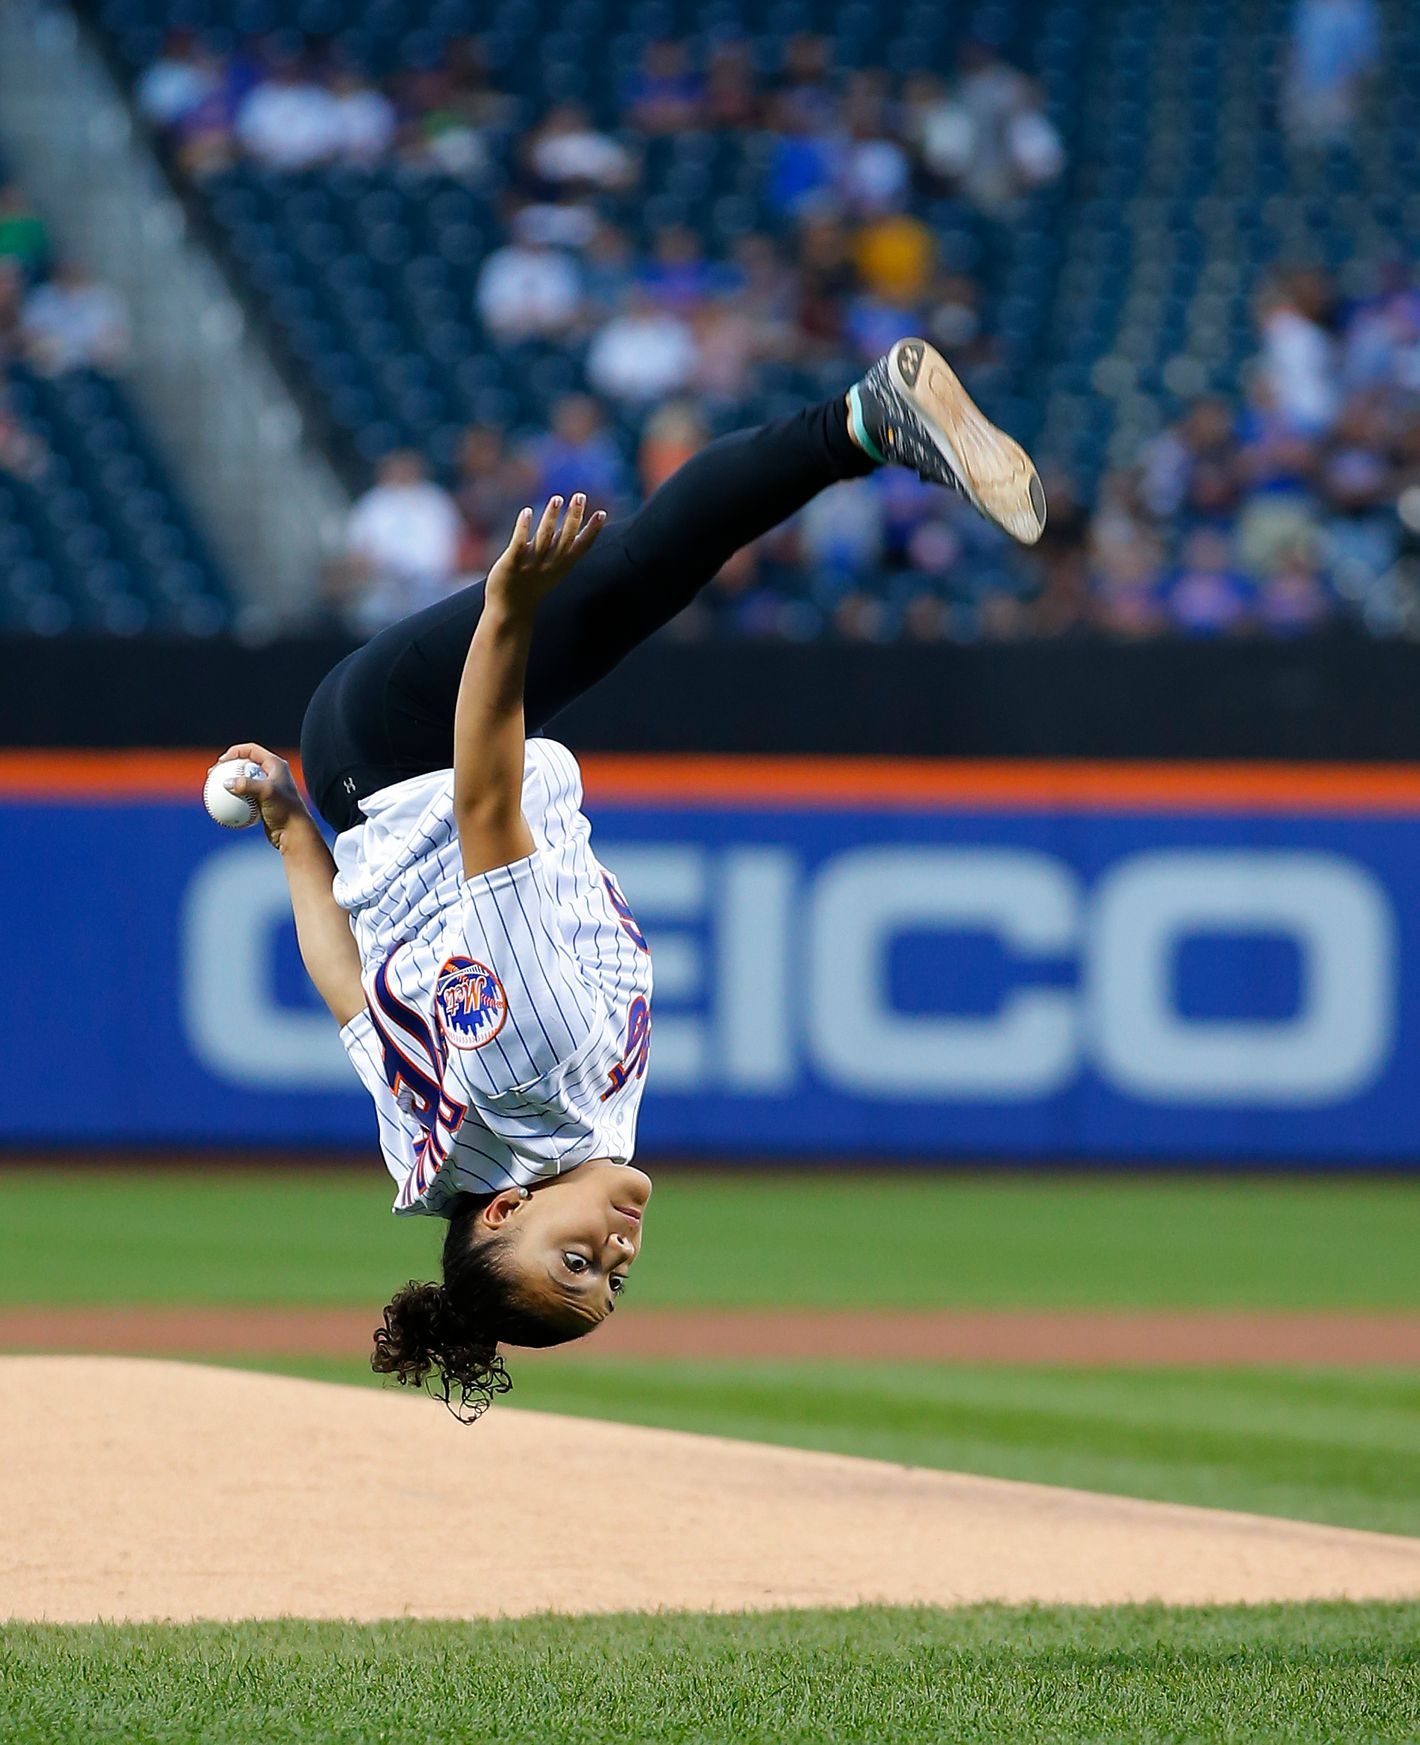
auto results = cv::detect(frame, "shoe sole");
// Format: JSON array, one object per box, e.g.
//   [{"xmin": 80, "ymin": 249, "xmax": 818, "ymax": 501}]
[{"xmin": 890, "ymin": 338, "xmax": 1047, "ymax": 545}]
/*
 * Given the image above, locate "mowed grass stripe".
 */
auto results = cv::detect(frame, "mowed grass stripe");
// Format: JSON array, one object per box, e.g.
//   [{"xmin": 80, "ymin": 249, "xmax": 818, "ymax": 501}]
[
  {"xmin": 3, "ymin": 1169, "xmax": 1419, "ymax": 1308},
  {"xmin": 2, "ymin": 1605, "xmax": 1418, "ymax": 1745},
  {"xmin": 236, "ymin": 1356, "xmax": 1420, "ymax": 1539}
]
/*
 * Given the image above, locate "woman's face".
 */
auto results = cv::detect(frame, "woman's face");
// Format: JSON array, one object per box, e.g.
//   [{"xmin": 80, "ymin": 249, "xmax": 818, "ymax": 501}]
[{"xmin": 479, "ymin": 1162, "xmax": 652, "ymax": 1334}]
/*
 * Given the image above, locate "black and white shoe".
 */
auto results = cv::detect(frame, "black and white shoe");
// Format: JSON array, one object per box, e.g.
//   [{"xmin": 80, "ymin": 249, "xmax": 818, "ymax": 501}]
[{"xmin": 847, "ymin": 338, "xmax": 1047, "ymax": 546}]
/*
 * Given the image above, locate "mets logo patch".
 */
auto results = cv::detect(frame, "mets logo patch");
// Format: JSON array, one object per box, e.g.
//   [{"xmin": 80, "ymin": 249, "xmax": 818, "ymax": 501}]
[{"xmin": 434, "ymin": 956, "xmax": 508, "ymax": 1050}]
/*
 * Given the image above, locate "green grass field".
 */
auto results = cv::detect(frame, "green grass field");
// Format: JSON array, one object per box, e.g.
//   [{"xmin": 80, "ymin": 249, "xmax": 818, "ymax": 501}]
[
  {"xmin": 4, "ymin": 1167, "xmax": 1418, "ymax": 1742},
  {"xmin": 4, "ymin": 1168, "xmax": 1418, "ymax": 1307},
  {"xmin": 3, "ymin": 1605, "xmax": 1419, "ymax": 1745}
]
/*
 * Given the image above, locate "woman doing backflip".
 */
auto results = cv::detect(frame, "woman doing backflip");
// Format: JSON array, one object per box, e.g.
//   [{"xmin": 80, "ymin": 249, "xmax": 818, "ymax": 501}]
[{"xmin": 225, "ymin": 339, "xmax": 1045, "ymax": 1420}]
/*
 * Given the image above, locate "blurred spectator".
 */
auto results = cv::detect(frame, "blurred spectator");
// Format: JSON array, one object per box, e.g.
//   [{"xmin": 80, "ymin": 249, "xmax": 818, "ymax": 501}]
[
  {"xmin": 0, "ymin": 261, "xmax": 23, "ymax": 362},
  {"xmin": 435, "ymin": 37, "xmax": 520, "ymax": 135},
  {"xmin": 704, "ymin": 42, "xmax": 760, "ymax": 130},
  {"xmin": 397, "ymin": 65, "xmax": 491, "ymax": 179},
  {"xmin": 1319, "ymin": 396, "xmax": 1399, "ymax": 586},
  {"xmin": 453, "ymin": 427, "xmax": 528, "ymax": 573},
  {"xmin": 1092, "ymin": 536, "xmax": 1168, "ymax": 639},
  {"xmin": 854, "ymin": 211, "xmax": 934, "ymax": 304},
  {"xmin": 327, "ymin": 65, "xmax": 396, "ymax": 166},
  {"xmin": 1234, "ymin": 372, "xmax": 1323, "ymax": 574},
  {"xmin": 623, "ymin": 40, "xmax": 706, "ymax": 134},
  {"xmin": 691, "ymin": 300, "xmax": 762, "ymax": 407},
  {"xmin": 1259, "ymin": 544, "xmax": 1336, "ymax": 632},
  {"xmin": 799, "ymin": 475, "xmax": 885, "ymax": 585},
  {"xmin": 843, "ymin": 286, "xmax": 919, "ymax": 363},
  {"xmin": 345, "ymin": 450, "xmax": 463, "ymax": 632},
  {"xmin": 925, "ymin": 273, "xmax": 996, "ymax": 373},
  {"xmin": 476, "ymin": 213, "xmax": 583, "ymax": 342},
  {"xmin": 1140, "ymin": 398, "xmax": 1242, "ymax": 523},
  {"xmin": 640, "ymin": 225, "xmax": 719, "ymax": 311},
  {"xmin": 796, "ymin": 217, "xmax": 858, "ymax": 351},
  {"xmin": 773, "ymin": 34, "xmax": 836, "ymax": 131},
  {"xmin": 838, "ymin": 72, "xmax": 912, "ymax": 217},
  {"xmin": 902, "ymin": 591, "xmax": 953, "ymax": 642},
  {"xmin": 235, "ymin": 56, "xmax": 338, "ymax": 170},
  {"xmin": 167, "ymin": 54, "xmax": 241, "ymax": 180},
  {"xmin": 766, "ymin": 101, "xmax": 840, "ymax": 217},
  {"xmin": 1341, "ymin": 261, "xmax": 1420, "ymax": 396},
  {"xmin": 904, "ymin": 72, "xmax": 976, "ymax": 192},
  {"xmin": 1257, "ymin": 270, "xmax": 1341, "ymax": 435},
  {"xmin": 639, "ymin": 401, "xmax": 708, "ymax": 494},
  {"xmin": 0, "ymin": 184, "xmax": 48, "ymax": 279},
  {"xmin": 1283, "ymin": 0, "xmax": 1381, "ymax": 148},
  {"xmin": 0, "ymin": 369, "xmax": 46, "ymax": 479},
  {"xmin": 525, "ymin": 395, "xmax": 627, "ymax": 509},
  {"xmin": 732, "ymin": 231, "xmax": 799, "ymax": 337},
  {"xmin": 136, "ymin": 31, "xmax": 217, "ymax": 129},
  {"xmin": 20, "ymin": 262, "xmax": 129, "ymax": 375},
  {"xmin": 1006, "ymin": 81, "xmax": 1067, "ymax": 190},
  {"xmin": 833, "ymin": 589, "xmax": 892, "ymax": 641},
  {"xmin": 930, "ymin": 45, "xmax": 1065, "ymax": 214},
  {"xmin": 1164, "ymin": 528, "xmax": 1254, "ymax": 636},
  {"xmin": 1026, "ymin": 470, "xmax": 1092, "ymax": 637},
  {"xmin": 580, "ymin": 221, "xmax": 638, "ymax": 319},
  {"xmin": 527, "ymin": 102, "xmax": 636, "ymax": 195},
  {"xmin": 586, "ymin": 290, "xmax": 697, "ymax": 404}
]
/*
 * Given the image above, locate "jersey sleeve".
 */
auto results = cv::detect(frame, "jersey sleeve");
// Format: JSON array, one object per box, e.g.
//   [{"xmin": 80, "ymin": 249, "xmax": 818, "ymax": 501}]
[
  {"xmin": 338, "ymin": 1007, "xmax": 423, "ymax": 1195},
  {"xmin": 443, "ymin": 849, "xmax": 605, "ymax": 1095}
]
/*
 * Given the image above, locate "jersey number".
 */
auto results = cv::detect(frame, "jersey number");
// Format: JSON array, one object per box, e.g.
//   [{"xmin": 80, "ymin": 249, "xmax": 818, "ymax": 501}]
[
  {"xmin": 370, "ymin": 952, "xmax": 467, "ymax": 1186},
  {"xmin": 601, "ymin": 997, "xmax": 652, "ymax": 1102}
]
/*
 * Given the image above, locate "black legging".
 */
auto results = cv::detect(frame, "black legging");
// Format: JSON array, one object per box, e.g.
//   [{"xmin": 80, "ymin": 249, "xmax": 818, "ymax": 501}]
[{"xmin": 301, "ymin": 396, "xmax": 871, "ymax": 831}]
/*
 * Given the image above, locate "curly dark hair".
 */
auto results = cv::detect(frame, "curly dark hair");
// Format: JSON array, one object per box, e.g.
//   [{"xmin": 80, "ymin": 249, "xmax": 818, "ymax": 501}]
[{"xmin": 370, "ymin": 1191, "xmax": 579, "ymax": 1422}]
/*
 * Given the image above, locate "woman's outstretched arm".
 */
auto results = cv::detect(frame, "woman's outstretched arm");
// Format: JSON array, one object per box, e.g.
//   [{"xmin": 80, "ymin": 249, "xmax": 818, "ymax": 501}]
[
  {"xmin": 222, "ymin": 742, "xmax": 365, "ymax": 1026},
  {"xmin": 453, "ymin": 495, "xmax": 604, "ymax": 879}
]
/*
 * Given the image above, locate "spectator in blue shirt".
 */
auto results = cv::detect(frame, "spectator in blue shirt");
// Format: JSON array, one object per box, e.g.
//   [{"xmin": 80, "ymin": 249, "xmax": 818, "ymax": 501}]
[
  {"xmin": 1165, "ymin": 529, "xmax": 1255, "ymax": 636},
  {"xmin": 1283, "ymin": 0, "xmax": 1380, "ymax": 147},
  {"xmin": 524, "ymin": 394, "xmax": 628, "ymax": 513}
]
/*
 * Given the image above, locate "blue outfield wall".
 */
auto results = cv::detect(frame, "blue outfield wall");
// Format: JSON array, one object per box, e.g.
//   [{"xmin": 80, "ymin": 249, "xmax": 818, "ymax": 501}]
[{"xmin": 3, "ymin": 766, "xmax": 1419, "ymax": 1163}]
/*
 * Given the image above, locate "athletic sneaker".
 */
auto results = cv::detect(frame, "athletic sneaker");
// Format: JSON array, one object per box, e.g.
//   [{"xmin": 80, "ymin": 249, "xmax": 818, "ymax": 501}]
[{"xmin": 847, "ymin": 337, "xmax": 1047, "ymax": 545}]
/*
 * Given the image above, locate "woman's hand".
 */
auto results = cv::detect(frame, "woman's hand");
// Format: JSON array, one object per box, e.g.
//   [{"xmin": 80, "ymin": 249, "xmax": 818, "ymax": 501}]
[
  {"xmin": 218, "ymin": 742, "xmax": 311, "ymax": 851},
  {"xmin": 484, "ymin": 495, "xmax": 606, "ymax": 616}
]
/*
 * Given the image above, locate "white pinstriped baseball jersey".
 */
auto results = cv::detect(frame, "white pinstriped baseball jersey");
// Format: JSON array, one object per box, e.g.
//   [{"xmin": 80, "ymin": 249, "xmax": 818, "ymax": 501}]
[{"xmin": 331, "ymin": 738, "xmax": 653, "ymax": 1217}]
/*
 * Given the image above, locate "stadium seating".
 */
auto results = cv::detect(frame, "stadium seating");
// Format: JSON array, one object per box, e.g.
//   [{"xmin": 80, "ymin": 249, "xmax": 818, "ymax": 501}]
[
  {"xmin": 0, "ymin": 362, "xmax": 230, "ymax": 634},
  {"xmin": 58, "ymin": 0, "xmax": 1420, "ymax": 635},
  {"xmin": 83, "ymin": 0, "xmax": 1417, "ymax": 491}
]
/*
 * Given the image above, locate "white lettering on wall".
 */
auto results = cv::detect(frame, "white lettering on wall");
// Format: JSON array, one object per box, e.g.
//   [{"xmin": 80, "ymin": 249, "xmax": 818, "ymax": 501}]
[
  {"xmin": 180, "ymin": 844, "xmax": 352, "ymax": 1088},
  {"xmin": 1087, "ymin": 851, "xmax": 1395, "ymax": 1103},
  {"xmin": 805, "ymin": 848, "xmax": 1080, "ymax": 1099},
  {"xmin": 181, "ymin": 840, "xmax": 1397, "ymax": 1109}
]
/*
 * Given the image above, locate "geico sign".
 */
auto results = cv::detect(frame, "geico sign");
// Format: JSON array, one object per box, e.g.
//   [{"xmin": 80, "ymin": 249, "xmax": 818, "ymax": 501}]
[{"xmin": 182, "ymin": 842, "xmax": 1396, "ymax": 1106}]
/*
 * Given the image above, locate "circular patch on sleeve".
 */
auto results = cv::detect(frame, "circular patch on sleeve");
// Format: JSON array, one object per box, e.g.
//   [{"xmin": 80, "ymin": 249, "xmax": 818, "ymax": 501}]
[{"xmin": 435, "ymin": 957, "xmax": 509, "ymax": 1050}]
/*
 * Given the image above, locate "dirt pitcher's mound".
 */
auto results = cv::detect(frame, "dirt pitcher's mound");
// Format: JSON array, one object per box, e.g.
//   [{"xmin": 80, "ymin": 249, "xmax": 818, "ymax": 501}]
[{"xmin": 4, "ymin": 1358, "xmax": 1418, "ymax": 1622}]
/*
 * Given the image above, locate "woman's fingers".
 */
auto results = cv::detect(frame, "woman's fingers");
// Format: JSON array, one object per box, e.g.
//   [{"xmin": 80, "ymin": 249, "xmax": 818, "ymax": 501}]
[
  {"xmin": 532, "ymin": 496, "xmax": 563, "ymax": 556},
  {"xmin": 219, "ymin": 743, "xmax": 285, "ymax": 782},
  {"xmin": 570, "ymin": 510, "xmax": 607, "ymax": 557},
  {"xmin": 555, "ymin": 493, "xmax": 587, "ymax": 555},
  {"xmin": 499, "ymin": 507, "xmax": 533, "ymax": 566}
]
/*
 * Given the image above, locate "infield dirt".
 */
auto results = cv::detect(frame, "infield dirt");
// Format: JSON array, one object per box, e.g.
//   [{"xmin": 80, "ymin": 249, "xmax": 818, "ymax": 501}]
[{"xmin": 4, "ymin": 1357, "xmax": 1419, "ymax": 1623}]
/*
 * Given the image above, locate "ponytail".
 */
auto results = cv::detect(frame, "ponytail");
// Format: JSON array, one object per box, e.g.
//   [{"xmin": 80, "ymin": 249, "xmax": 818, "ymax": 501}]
[{"xmin": 370, "ymin": 1192, "xmax": 575, "ymax": 1423}]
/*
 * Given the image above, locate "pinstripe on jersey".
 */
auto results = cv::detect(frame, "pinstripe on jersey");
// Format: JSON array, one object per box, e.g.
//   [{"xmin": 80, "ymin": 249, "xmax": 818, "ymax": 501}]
[{"xmin": 332, "ymin": 738, "xmax": 653, "ymax": 1218}]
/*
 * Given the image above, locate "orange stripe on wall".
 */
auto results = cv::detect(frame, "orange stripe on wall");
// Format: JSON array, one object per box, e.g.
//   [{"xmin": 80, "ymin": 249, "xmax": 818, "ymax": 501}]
[
  {"xmin": 0, "ymin": 750, "xmax": 305, "ymax": 800},
  {"xmin": 3, "ymin": 750, "xmax": 1420, "ymax": 812}
]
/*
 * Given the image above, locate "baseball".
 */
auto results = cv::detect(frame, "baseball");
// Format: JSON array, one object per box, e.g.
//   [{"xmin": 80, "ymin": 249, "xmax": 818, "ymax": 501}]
[{"xmin": 203, "ymin": 759, "xmax": 265, "ymax": 830}]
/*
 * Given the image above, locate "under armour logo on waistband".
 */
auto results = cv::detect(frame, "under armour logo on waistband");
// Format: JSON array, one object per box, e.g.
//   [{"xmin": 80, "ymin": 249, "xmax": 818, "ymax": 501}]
[{"xmin": 343, "ymin": 776, "xmax": 358, "ymax": 795}]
